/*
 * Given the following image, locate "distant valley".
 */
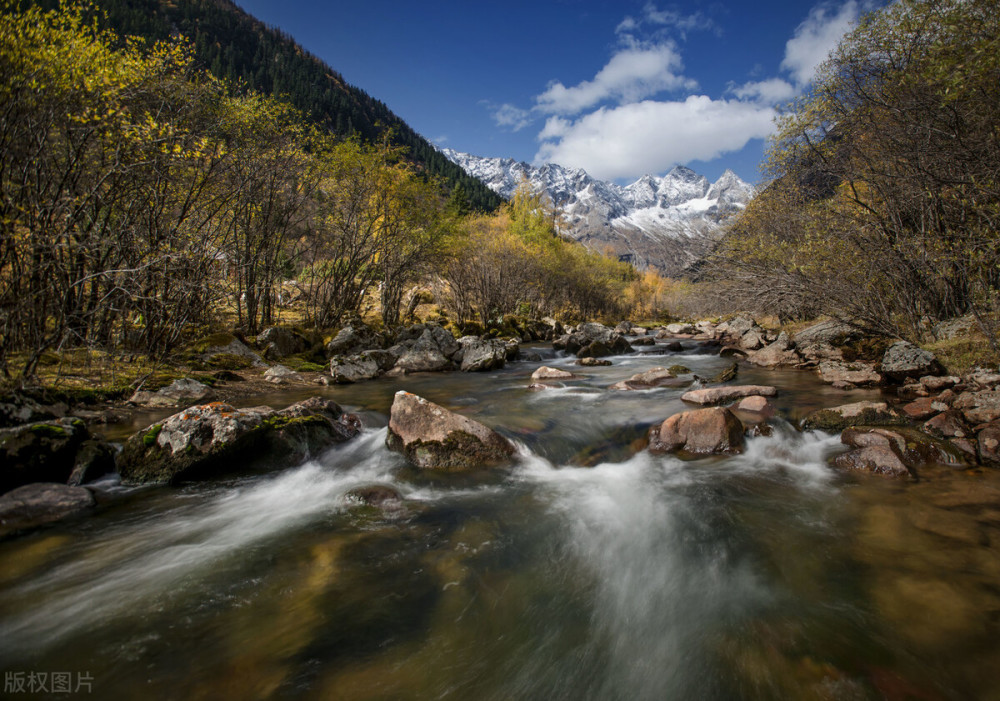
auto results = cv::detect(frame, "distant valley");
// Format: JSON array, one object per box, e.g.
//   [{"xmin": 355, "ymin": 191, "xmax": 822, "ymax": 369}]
[{"xmin": 442, "ymin": 149, "xmax": 754, "ymax": 275}]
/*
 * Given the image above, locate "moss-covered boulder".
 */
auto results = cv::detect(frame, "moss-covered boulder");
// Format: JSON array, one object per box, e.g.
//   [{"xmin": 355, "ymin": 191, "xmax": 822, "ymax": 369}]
[
  {"xmin": 0, "ymin": 418, "xmax": 91, "ymax": 494},
  {"xmin": 385, "ymin": 391, "xmax": 515, "ymax": 470},
  {"xmin": 801, "ymin": 401, "xmax": 905, "ymax": 432},
  {"xmin": 118, "ymin": 398, "xmax": 361, "ymax": 485}
]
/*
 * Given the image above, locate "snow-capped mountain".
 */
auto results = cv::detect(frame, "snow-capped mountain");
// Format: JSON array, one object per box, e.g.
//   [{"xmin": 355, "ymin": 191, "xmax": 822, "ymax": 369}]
[{"xmin": 441, "ymin": 148, "xmax": 754, "ymax": 275}]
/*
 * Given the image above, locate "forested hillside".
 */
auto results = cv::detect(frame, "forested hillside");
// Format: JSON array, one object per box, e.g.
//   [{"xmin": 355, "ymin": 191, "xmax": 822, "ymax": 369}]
[{"xmin": 25, "ymin": 0, "xmax": 503, "ymax": 212}]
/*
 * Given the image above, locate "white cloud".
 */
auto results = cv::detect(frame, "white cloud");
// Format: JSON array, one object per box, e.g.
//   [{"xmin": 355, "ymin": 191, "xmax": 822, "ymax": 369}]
[
  {"xmin": 781, "ymin": 1, "xmax": 863, "ymax": 88},
  {"xmin": 730, "ymin": 78, "xmax": 797, "ymax": 105},
  {"xmin": 535, "ymin": 43, "xmax": 696, "ymax": 116},
  {"xmin": 490, "ymin": 103, "xmax": 533, "ymax": 132},
  {"xmin": 617, "ymin": 3, "xmax": 717, "ymax": 39},
  {"xmin": 534, "ymin": 96, "xmax": 776, "ymax": 181}
]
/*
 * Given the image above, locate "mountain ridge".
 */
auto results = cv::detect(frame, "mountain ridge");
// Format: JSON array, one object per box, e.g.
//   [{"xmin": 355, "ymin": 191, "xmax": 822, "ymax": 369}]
[{"xmin": 441, "ymin": 149, "xmax": 754, "ymax": 275}]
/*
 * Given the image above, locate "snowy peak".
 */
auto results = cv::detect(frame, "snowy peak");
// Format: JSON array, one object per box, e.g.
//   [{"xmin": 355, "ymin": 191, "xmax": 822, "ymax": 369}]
[{"xmin": 441, "ymin": 148, "xmax": 754, "ymax": 274}]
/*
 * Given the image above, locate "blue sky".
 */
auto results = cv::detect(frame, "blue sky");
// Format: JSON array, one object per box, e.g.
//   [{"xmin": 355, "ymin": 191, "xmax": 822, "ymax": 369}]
[{"xmin": 234, "ymin": 0, "xmax": 882, "ymax": 184}]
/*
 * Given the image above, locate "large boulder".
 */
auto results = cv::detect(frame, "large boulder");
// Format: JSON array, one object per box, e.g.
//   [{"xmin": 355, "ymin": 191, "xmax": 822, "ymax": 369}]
[
  {"xmin": 801, "ymin": 401, "xmax": 903, "ymax": 432},
  {"xmin": 648, "ymin": 407, "xmax": 745, "ymax": 456},
  {"xmin": 197, "ymin": 334, "xmax": 267, "ymax": 368},
  {"xmin": 263, "ymin": 365, "xmax": 302, "ymax": 384},
  {"xmin": 385, "ymin": 391, "xmax": 515, "ymax": 470},
  {"xmin": 457, "ymin": 337, "xmax": 508, "ymax": 372},
  {"xmin": 554, "ymin": 322, "xmax": 632, "ymax": 358},
  {"xmin": 118, "ymin": 398, "xmax": 361, "ymax": 485},
  {"xmin": 746, "ymin": 332, "xmax": 801, "ymax": 368},
  {"xmin": 129, "ymin": 378, "xmax": 216, "ymax": 407},
  {"xmin": 257, "ymin": 326, "xmax": 310, "ymax": 359},
  {"xmin": 792, "ymin": 320, "xmax": 860, "ymax": 346},
  {"xmin": 331, "ymin": 354, "xmax": 381, "ymax": 384},
  {"xmin": 833, "ymin": 446, "xmax": 912, "ymax": 478},
  {"xmin": 531, "ymin": 366, "xmax": 575, "ymax": 381},
  {"xmin": 681, "ymin": 385, "xmax": 777, "ymax": 405},
  {"xmin": 326, "ymin": 324, "xmax": 383, "ymax": 357},
  {"xmin": 391, "ymin": 325, "xmax": 461, "ymax": 373},
  {"xmin": 1, "ymin": 418, "xmax": 92, "ymax": 494},
  {"xmin": 879, "ymin": 341, "xmax": 944, "ymax": 382},
  {"xmin": 0, "ymin": 483, "xmax": 95, "ymax": 537}
]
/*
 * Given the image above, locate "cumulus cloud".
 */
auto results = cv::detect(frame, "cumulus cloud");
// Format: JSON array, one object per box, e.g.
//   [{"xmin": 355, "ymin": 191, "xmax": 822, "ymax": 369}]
[
  {"xmin": 534, "ymin": 96, "xmax": 776, "ymax": 181},
  {"xmin": 616, "ymin": 3, "xmax": 717, "ymax": 39},
  {"xmin": 729, "ymin": 77, "xmax": 798, "ymax": 105},
  {"xmin": 535, "ymin": 43, "xmax": 696, "ymax": 116},
  {"xmin": 781, "ymin": 1, "xmax": 863, "ymax": 88}
]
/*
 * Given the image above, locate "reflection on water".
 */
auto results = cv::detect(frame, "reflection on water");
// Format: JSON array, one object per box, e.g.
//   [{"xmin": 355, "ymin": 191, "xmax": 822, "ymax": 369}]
[{"xmin": 2, "ymin": 343, "xmax": 1000, "ymax": 700}]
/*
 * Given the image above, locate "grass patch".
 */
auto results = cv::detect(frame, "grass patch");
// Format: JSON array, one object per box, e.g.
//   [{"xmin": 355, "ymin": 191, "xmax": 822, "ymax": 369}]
[{"xmin": 925, "ymin": 333, "xmax": 1000, "ymax": 375}]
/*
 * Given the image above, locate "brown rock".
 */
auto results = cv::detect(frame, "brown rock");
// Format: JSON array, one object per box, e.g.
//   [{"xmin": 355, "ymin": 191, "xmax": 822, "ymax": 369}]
[
  {"xmin": 0, "ymin": 483, "xmax": 95, "ymax": 536},
  {"xmin": 978, "ymin": 421, "xmax": 1000, "ymax": 466},
  {"xmin": 801, "ymin": 401, "xmax": 903, "ymax": 432},
  {"xmin": 648, "ymin": 407, "xmax": 745, "ymax": 456},
  {"xmin": 900, "ymin": 396, "xmax": 947, "ymax": 420},
  {"xmin": 385, "ymin": 391, "xmax": 515, "ymax": 470},
  {"xmin": 953, "ymin": 389, "xmax": 1000, "ymax": 424},
  {"xmin": 920, "ymin": 375, "xmax": 959, "ymax": 392},
  {"xmin": 681, "ymin": 385, "xmax": 777, "ymax": 405},
  {"xmin": 833, "ymin": 446, "xmax": 912, "ymax": 478},
  {"xmin": 818, "ymin": 361, "xmax": 882, "ymax": 387},
  {"xmin": 609, "ymin": 367, "xmax": 682, "ymax": 391},
  {"xmin": 531, "ymin": 366, "xmax": 575, "ymax": 381},
  {"xmin": 922, "ymin": 411, "xmax": 971, "ymax": 439},
  {"xmin": 577, "ymin": 357, "xmax": 612, "ymax": 367},
  {"xmin": 734, "ymin": 396, "xmax": 772, "ymax": 414}
]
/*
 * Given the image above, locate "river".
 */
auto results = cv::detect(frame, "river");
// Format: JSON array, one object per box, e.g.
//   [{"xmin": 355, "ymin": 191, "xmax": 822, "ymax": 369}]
[{"xmin": 2, "ymin": 341, "xmax": 999, "ymax": 700}]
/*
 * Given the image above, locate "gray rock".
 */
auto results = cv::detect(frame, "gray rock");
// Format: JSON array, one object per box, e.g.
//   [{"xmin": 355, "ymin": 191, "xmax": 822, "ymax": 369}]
[
  {"xmin": 833, "ymin": 446, "xmax": 912, "ymax": 478},
  {"xmin": 665, "ymin": 323, "xmax": 698, "ymax": 335},
  {"xmin": 609, "ymin": 367, "xmax": 683, "ymax": 390},
  {"xmin": 385, "ymin": 391, "xmax": 515, "ymax": 470},
  {"xmin": 326, "ymin": 324, "xmax": 383, "ymax": 357},
  {"xmin": 458, "ymin": 337, "xmax": 508, "ymax": 372},
  {"xmin": 0, "ymin": 483, "xmax": 95, "ymax": 537},
  {"xmin": 531, "ymin": 366, "xmax": 575, "ymax": 381},
  {"xmin": 747, "ymin": 332, "xmax": 801, "ymax": 367},
  {"xmin": 257, "ymin": 326, "xmax": 310, "ymax": 359},
  {"xmin": 953, "ymin": 389, "xmax": 1000, "ymax": 424},
  {"xmin": 129, "ymin": 378, "xmax": 217, "ymax": 407},
  {"xmin": 879, "ymin": 341, "xmax": 943, "ymax": 382},
  {"xmin": 118, "ymin": 398, "xmax": 361, "ymax": 485},
  {"xmin": 263, "ymin": 365, "xmax": 301, "ymax": 384},
  {"xmin": 817, "ymin": 361, "xmax": 882, "ymax": 387},
  {"xmin": 201, "ymin": 335, "xmax": 268, "ymax": 368},
  {"xmin": 1, "ymin": 418, "xmax": 90, "ymax": 494},
  {"xmin": 67, "ymin": 439, "xmax": 116, "ymax": 486},
  {"xmin": 792, "ymin": 320, "xmax": 860, "ymax": 345},
  {"xmin": 330, "ymin": 355, "xmax": 381, "ymax": 384}
]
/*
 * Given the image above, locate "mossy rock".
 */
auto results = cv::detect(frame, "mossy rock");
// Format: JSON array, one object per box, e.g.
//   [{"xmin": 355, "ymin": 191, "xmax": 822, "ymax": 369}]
[
  {"xmin": 837, "ymin": 336, "xmax": 893, "ymax": 363},
  {"xmin": 668, "ymin": 365, "xmax": 691, "ymax": 375},
  {"xmin": 206, "ymin": 353, "xmax": 254, "ymax": 371},
  {"xmin": 801, "ymin": 403, "xmax": 906, "ymax": 432}
]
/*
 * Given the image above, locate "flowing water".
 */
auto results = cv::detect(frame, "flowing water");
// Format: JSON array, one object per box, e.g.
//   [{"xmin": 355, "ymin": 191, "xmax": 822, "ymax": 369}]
[{"xmin": 3, "ymin": 343, "xmax": 1000, "ymax": 700}]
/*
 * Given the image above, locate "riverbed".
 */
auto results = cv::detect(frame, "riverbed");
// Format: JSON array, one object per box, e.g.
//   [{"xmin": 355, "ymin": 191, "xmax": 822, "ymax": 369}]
[{"xmin": 2, "ymin": 342, "xmax": 999, "ymax": 700}]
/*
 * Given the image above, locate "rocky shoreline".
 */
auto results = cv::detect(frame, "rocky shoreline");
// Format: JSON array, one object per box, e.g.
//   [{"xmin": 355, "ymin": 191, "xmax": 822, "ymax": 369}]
[{"xmin": 2, "ymin": 315, "xmax": 998, "ymax": 538}]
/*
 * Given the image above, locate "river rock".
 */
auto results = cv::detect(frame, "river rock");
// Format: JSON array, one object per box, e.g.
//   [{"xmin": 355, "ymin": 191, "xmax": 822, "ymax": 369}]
[
  {"xmin": 118, "ymin": 398, "xmax": 361, "ymax": 485},
  {"xmin": 67, "ymin": 438, "xmax": 116, "ymax": 486},
  {"xmin": 952, "ymin": 389, "xmax": 1000, "ymax": 424},
  {"xmin": 978, "ymin": 421, "xmax": 1000, "ymax": 466},
  {"xmin": 0, "ymin": 418, "xmax": 91, "ymax": 494},
  {"xmin": 0, "ymin": 483, "xmax": 96, "ymax": 536},
  {"xmin": 801, "ymin": 401, "xmax": 903, "ymax": 431},
  {"xmin": 199, "ymin": 334, "xmax": 267, "ymax": 368},
  {"xmin": 880, "ymin": 341, "xmax": 944, "ymax": 382},
  {"xmin": 717, "ymin": 314, "xmax": 756, "ymax": 338},
  {"xmin": 922, "ymin": 410, "xmax": 971, "ymax": 440},
  {"xmin": 326, "ymin": 323, "xmax": 383, "ymax": 357},
  {"xmin": 577, "ymin": 357, "xmax": 611, "ymax": 366},
  {"xmin": 665, "ymin": 323, "xmax": 697, "ymax": 335},
  {"xmin": 458, "ymin": 337, "xmax": 508, "ymax": 372},
  {"xmin": 555, "ymin": 322, "xmax": 632, "ymax": 358},
  {"xmin": 681, "ymin": 385, "xmax": 777, "ymax": 405},
  {"xmin": 609, "ymin": 367, "xmax": 682, "ymax": 391},
  {"xmin": 793, "ymin": 320, "xmax": 860, "ymax": 345},
  {"xmin": 746, "ymin": 332, "xmax": 801, "ymax": 367},
  {"xmin": 735, "ymin": 396, "xmax": 772, "ymax": 414},
  {"xmin": 385, "ymin": 391, "xmax": 515, "ymax": 470},
  {"xmin": 817, "ymin": 360, "xmax": 882, "ymax": 387},
  {"xmin": 330, "ymin": 354, "xmax": 382, "ymax": 384},
  {"xmin": 921, "ymin": 375, "xmax": 960, "ymax": 392},
  {"xmin": 392, "ymin": 325, "xmax": 460, "ymax": 373},
  {"xmin": 263, "ymin": 365, "xmax": 301, "ymax": 384},
  {"xmin": 531, "ymin": 366, "xmax": 575, "ymax": 381},
  {"xmin": 257, "ymin": 326, "xmax": 310, "ymax": 359},
  {"xmin": 648, "ymin": 407, "xmax": 745, "ymax": 456},
  {"xmin": 833, "ymin": 446, "xmax": 912, "ymax": 478},
  {"xmin": 344, "ymin": 484, "xmax": 404, "ymax": 510},
  {"xmin": 0, "ymin": 395, "xmax": 62, "ymax": 429},
  {"xmin": 900, "ymin": 396, "xmax": 947, "ymax": 420},
  {"xmin": 841, "ymin": 426, "xmax": 964, "ymax": 468},
  {"xmin": 129, "ymin": 378, "xmax": 217, "ymax": 407}
]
